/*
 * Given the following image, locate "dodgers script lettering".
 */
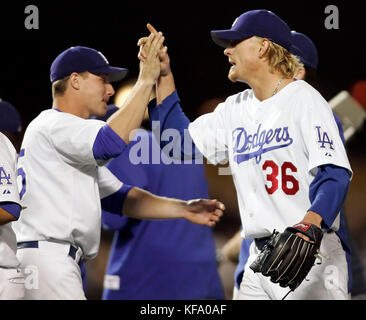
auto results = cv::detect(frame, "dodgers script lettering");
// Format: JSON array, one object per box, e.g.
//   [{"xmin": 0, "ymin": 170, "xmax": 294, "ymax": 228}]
[{"xmin": 232, "ymin": 124, "xmax": 293, "ymax": 164}]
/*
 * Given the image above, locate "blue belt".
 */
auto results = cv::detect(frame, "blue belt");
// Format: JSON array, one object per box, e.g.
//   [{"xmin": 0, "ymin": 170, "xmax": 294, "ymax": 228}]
[{"xmin": 17, "ymin": 241, "xmax": 78, "ymax": 260}]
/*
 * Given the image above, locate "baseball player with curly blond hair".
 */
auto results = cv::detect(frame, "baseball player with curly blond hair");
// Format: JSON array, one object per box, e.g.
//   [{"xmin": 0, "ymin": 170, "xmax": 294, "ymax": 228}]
[
  {"xmin": 139, "ymin": 10, "xmax": 352, "ymax": 300},
  {"xmin": 228, "ymin": 29, "xmax": 356, "ymax": 299}
]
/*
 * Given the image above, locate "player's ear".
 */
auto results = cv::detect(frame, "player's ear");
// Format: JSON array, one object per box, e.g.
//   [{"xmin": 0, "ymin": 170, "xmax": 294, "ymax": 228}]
[
  {"xmin": 294, "ymin": 66, "xmax": 306, "ymax": 80},
  {"xmin": 258, "ymin": 38, "xmax": 270, "ymax": 58},
  {"xmin": 69, "ymin": 72, "xmax": 81, "ymax": 90}
]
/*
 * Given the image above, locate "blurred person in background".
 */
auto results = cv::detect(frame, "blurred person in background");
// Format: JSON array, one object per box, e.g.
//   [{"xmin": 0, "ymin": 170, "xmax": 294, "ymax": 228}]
[{"xmin": 91, "ymin": 105, "xmax": 224, "ymax": 300}]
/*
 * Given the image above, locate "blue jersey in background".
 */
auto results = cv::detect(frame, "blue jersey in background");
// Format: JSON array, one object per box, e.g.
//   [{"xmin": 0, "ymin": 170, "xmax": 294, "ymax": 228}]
[{"xmin": 101, "ymin": 129, "xmax": 224, "ymax": 300}]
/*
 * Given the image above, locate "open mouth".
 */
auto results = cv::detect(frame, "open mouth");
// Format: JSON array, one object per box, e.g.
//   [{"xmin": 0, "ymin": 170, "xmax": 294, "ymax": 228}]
[{"xmin": 229, "ymin": 60, "xmax": 236, "ymax": 68}]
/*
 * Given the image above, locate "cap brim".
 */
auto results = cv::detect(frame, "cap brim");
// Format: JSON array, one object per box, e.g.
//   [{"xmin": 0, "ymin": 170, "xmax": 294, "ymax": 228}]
[
  {"xmin": 90, "ymin": 65, "xmax": 129, "ymax": 82},
  {"xmin": 210, "ymin": 30, "xmax": 249, "ymax": 48},
  {"xmin": 107, "ymin": 67, "xmax": 129, "ymax": 82}
]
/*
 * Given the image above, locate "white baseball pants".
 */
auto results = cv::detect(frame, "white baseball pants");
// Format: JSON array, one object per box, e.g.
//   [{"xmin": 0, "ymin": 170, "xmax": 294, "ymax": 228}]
[
  {"xmin": 16, "ymin": 241, "xmax": 86, "ymax": 300},
  {"xmin": 0, "ymin": 267, "xmax": 25, "ymax": 300}
]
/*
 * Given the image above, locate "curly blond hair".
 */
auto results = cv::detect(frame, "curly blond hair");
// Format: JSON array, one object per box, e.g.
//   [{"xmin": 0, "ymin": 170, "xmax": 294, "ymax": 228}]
[{"xmin": 254, "ymin": 36, "xmax": 303, "ymax": 78}]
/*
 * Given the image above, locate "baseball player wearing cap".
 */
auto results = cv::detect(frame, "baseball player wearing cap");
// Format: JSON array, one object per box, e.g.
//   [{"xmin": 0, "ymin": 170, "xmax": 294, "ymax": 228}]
[
  {"xmin": 0, "ymin": 100, "xmax": 25, "ymax": 299},
  {"xmin": 13, "ymin": 34, "xmax": 224, "ymax": 299},
  {"xmin": 94, "ymin": 105, "xmax": 224, "ymax": 300},
  {"xmin": 229, "ymin": 30, "xmax": 353, "ymax": 299},
  {"xmin": 140, "ymin": 10, "xmax": 352, "ymax": 300}
]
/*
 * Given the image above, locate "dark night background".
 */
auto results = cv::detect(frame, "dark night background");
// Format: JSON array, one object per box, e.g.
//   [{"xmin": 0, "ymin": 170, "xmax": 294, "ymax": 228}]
[{"xmin": 0, "ymin": 1, "xmax": 364, "ymax": 127}]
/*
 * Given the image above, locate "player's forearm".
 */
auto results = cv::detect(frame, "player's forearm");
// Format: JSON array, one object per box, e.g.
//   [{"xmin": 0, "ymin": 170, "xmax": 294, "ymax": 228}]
[
  {"xmin": 307, "ymin": 164, "xmax": 350, "ymax": 229},
  {"xmin": 107, "ymin": 79, "xmax": 154, "ymax": 143},
  {"xmin": 156, "ymin": 71, "xmax": 176, "ymax": 105},
  {"xmin": 149, "ymin": 91, "xmax": 201, "ymax": 160},
  {"xmin": 123, "ymin": 187, "xmax": 186, "ymax": 220}
]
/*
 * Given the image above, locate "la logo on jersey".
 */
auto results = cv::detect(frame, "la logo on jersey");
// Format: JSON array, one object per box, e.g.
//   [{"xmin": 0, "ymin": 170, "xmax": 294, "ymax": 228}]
[
  {"xmin": 315, "ymin": 126, "xmax": 334, "ymax": 157},
  {"xmin": 0, "ymin": 167, "xmax": 12, "ymax": 185},
  {"xmin": 232, "ymin": 123, "xmax": 293, "ymax": 164}
]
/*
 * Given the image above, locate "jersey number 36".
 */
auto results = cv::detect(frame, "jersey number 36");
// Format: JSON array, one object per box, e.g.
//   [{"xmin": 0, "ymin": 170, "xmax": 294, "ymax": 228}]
[{"xmin": 262, "ymin": 160, "xmax": 299, "ymax": 195}]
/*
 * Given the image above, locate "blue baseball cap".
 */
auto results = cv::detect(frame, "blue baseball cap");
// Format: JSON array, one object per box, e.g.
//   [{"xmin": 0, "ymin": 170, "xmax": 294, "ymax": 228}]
[
  {"xmin": 50, "ymin": 46, "xmax": 128, "ymax": 83},
  {"xmin": 211, "ymin": 10, "xmax": 292, "ymax": 50},
  {"xmin": 290, "ymin": 31, "xmax": 318, "ymax": 70},
  {"xmin": 0, "ymin": 99, "xmax": 22, "ymax": 133}
]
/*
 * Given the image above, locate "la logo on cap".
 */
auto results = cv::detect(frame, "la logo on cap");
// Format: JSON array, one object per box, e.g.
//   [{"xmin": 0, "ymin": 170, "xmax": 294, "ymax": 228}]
[
  {"xmin": 98, "ymin": 51, "xmax": 109, "ymax": 64},
  {"xmin": 232, "ymin": 17, "xmax": 239, "ymax": 28}
]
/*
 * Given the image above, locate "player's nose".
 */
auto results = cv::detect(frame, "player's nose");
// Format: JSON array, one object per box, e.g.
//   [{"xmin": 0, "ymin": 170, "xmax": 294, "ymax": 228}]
[
  {"xmin": 106, "ymin": 83, "xmax": 115, "ymax": 96},
  {"xmin": 224, "ymin": 47, "xmax": 232, "ymax": 56}
]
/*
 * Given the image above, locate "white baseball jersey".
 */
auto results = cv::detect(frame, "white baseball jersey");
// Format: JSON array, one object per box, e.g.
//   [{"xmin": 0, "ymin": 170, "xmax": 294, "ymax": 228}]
[
  {"xmin": 189, "ymin": 80, "xmax": 352, "ymax": 239},
  {"xmin": 0, "ymin": 133, "xmax": 21, "ymax": 268},
  {"xmin": 13, "ymin": 110, "xmax": 124, "ymax": 259}
]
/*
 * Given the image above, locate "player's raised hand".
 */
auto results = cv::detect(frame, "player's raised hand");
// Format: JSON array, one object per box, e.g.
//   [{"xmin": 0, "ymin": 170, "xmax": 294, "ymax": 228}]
[
  {"xmin": 183, "ymin": 199, "xmax": 225, "ymax": 227},
  {"xmin": 138, "ymin": 23, "xmax": 171, "ymax": 77},
  {"xmin": 138, "ymin": 31, "xmax": 164, "ymax": 85}
]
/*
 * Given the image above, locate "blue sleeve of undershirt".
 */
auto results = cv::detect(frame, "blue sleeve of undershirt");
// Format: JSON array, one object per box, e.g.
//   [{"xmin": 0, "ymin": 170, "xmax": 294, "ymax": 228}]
[
  {"xmin": 92, "ymin": 124, "xmax": 128, "ymax": 161},
  {"xmin": 148, "ymin": 91, "xmax": 201, "ymax": 160},
  {"xmin": 308, "ymin": 165, "xmax": 351, "ymax": 230},
  {"xmin": 0, "ymin": 202, "xmax": 21, "ymax": 220},
  {"xmin": 101, "ymin": 184, "xmax": 133, "ymax": 216}
]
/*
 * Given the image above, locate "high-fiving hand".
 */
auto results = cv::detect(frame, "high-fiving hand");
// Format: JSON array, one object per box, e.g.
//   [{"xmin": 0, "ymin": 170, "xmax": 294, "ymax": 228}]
[
  {"xmin": 138, "ymin": 23, "xmax": 171, "ymax": 77},
  {"xmin": 138, "ymin": 29, "xmax": 165, "ymax": 85}
]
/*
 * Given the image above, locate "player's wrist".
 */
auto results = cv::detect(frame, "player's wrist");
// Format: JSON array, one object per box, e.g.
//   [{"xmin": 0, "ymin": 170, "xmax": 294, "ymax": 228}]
[
  {"xmin": 301, "ymin": 211, "xmax": 323, "ymax": 228},
  {"xmin": 160, "ymin": 66, "xmax": 172, "ymax": 77},
  {"xmin": 156, "ymin": 72, "xmax": 176, "ymax": 105},
  {"xmin": 158, "ymin": 70, "xmax": 174, "ymax": 84},
  {"xmin": 136, "ymin": 76, "xmax": 157, "ymax": 88},
  {"xmin": 181, "ymin": 202, "xmax": 193, "ymax": 221}
]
